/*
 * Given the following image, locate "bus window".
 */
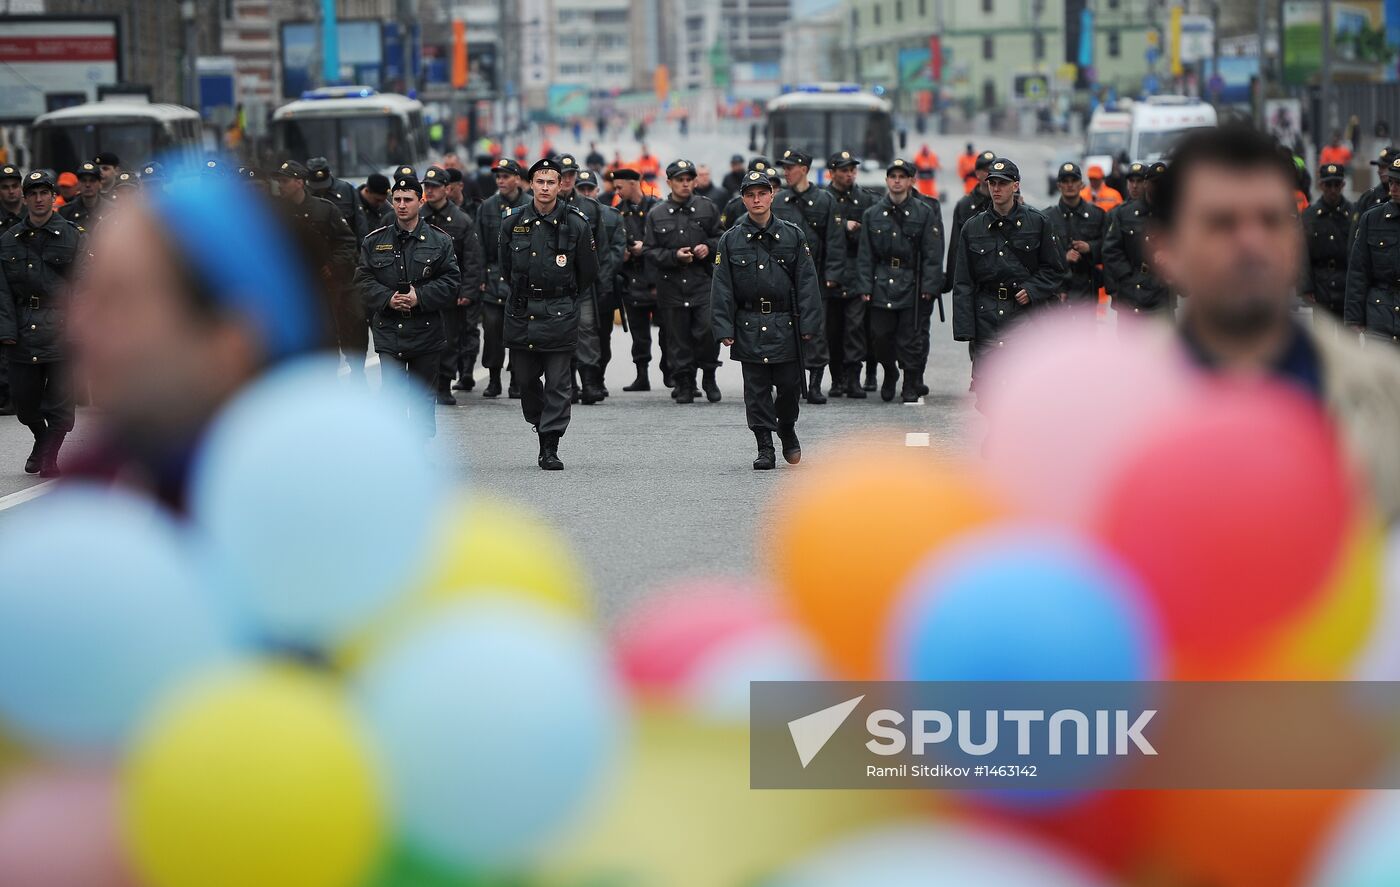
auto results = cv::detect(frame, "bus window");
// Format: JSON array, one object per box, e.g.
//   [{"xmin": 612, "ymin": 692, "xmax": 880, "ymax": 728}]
[
  {"xmin": 768, "ymin": 109, "xmax": 826, "ymax": 161},
  {"xmin": 831, "ymin": 111, "xmax": 894, "ymax": 165}
]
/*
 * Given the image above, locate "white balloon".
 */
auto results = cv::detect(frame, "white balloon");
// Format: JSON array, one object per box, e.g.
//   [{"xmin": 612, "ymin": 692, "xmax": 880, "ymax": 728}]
[{"xmin": 678, "ymin": 623, "xmax": 825, "ymax": 723}]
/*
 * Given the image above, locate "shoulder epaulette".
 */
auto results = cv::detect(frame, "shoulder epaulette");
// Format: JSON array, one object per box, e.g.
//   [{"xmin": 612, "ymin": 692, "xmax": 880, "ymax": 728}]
[{"xmin": 366, "ymin": 224, "xmax": 389, "ymax": 237}]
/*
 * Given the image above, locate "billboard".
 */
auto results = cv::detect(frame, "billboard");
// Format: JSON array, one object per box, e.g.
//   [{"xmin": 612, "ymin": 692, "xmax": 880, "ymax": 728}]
[
  {"xmin": 0, "ymin": 16, "xmax": 121, "ymax": 122},
  {"xmin": 547, "ymin": 83, "xmax": 589, "ymax": 119},
  {"xmin": 898, "ymin": 47, "xmax": 935, "ymax": 91},
  {"xmin": 281, "ymin": 20, "xmax": 384, "ymax": 97},
  {"xmin": 1283, "ymin": 1, "xmax": 1397, "ymax": 85}
]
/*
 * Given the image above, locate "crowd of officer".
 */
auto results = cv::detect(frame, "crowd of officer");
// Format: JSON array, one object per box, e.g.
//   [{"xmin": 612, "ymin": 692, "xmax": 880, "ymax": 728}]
[{"xmin": 7, "ymin": 127, "xmax": 1400, "ymax": 474}]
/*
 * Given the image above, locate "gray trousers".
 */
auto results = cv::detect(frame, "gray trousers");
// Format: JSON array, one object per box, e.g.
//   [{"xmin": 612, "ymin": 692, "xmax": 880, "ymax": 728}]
[
  {"xmin": 512, "ymin": 348, "xmax": 574, "ymax": 435},
  {"xmin": 573, "ymin": 289, "xmax": 602, "ymax": 370}
]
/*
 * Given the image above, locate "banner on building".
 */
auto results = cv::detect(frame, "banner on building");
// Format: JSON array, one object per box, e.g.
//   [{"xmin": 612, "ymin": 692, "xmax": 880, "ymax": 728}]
[
  {"xmin": 281, "ymin": 20, "xmax": 384, "ymax": 97},
  {"xmin": 897, "ymin": 47, "xmax": 935, "ymax": 91},
  {"xmin": 548, "ymin": 83, "xmax": 590, "ymax": 119},
  {"xmin": 1282, "ymin": 1, "xmax": 1399, "ymax": 85},
  {"xmin": 0, "ymin": 16, "xmax": 121, "ymax": 122}
]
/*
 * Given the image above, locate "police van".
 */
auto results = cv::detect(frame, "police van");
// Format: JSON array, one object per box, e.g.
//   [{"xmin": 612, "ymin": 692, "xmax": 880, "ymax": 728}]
[
  {"xmin": 30, "ymin": 99, "xmax": 203, "ymax": 174},
  {"xmin": 1127, "ymin": 96, "xmax": 1217, "ymax": 164},
  {"xmin": 1084, "ymin": 104, "xmax": 1133, "ymax": 175},
  {"xmin": 764, "ymin": 84, "xmax": 895, "ymax": 186},
  {"xmin": 270, "ymin": 86, "xmax": 429, "ymax": 183}
]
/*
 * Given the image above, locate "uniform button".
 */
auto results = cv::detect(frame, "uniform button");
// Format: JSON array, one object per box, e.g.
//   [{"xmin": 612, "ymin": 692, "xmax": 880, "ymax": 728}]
[
  {"xmin": 761, "ymin": 325, "xmax": 767, "ymax": 331},
  {"xmin": 758, "ymin": 264, "xmax": 764, "ymax": 269},
  {"xmin": 397, "ymin": 323, "xmax": 403, "ymax": 328},
  {"xmin": 763, "ymin": 357, "xmax": 769, "ymax": 363},
  {"xmin": 31, "ymin": 356, "xmax": 36, "ymax": 362},
  {"xmin": 529, "ymin": 344, "xmax": 535, "ymax": 349},
  {"xmin": 886, "ymin": 302, "xmax": 892, "ymax": 308},
  {"xmin": 29, "ymin": 325, "xmax": 34, "ymax": 330}
]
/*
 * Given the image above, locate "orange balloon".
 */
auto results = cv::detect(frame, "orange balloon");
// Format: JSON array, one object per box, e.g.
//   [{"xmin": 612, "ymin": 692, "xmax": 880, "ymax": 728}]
[
  {"xmin": 768, "ymin": 441, "xmax": 1004, "ymax": 678},
  {"xmin": 955, "ymin": 790, "xmax": 1152, "ymax": 878},
  {"xmin": 1141, "ymin": 789, "xmax": 1352, "ymax": 887}
]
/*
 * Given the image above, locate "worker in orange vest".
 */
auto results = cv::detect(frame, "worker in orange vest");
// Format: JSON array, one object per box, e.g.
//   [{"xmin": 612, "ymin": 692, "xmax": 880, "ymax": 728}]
[
  {"xmin": 513, "ymin": 142, "xmax": 528, "ymax": 163},
  {"xmin": 956, "ymin": 142, "xmax": 978, "ymax": 194},
  {"xmin": 1080, "ymin": 165, "xmax": 1123, "ymax": 212},
  {"xmin": 1318, "ymin": 131, "xmax": 1353, "ymax": 169},
  {"xmin": 914, "ymin": 143, "xmax": 940, "ymax": 197},
  {"xmin": 634, "ymin": 143, "xmax": 661, "ymax": 179}
]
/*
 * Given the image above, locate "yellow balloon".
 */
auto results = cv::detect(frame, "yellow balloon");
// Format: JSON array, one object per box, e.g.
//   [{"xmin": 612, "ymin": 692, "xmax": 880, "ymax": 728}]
[
  {"xmin": 340, "ymin": 494, "xmax": 588, "ymax": 666},
  {"xmin": 124, "ymin": 665, "xmax": 383, "ymax": 887}
]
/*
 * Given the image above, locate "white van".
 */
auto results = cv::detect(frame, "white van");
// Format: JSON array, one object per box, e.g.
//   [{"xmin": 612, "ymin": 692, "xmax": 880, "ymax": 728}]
[
  {"xmin": 1128, "ymin": 96, "xmax": 1217, "ymax": 163},
  {"xmin": 1084, "ymin": 105, "xmax": 1133, "ymax": 176}
]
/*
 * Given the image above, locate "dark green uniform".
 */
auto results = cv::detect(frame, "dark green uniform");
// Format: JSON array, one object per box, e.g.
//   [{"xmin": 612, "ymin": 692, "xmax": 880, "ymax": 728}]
[
  {"xmin": 643, "ymin": 189, "xmax": 722, "ymax": 397},
  {"xmin": 617, "ymin": 192, "xmax": 663, "ymax": 378},
  {"xmin": 1102, "ymin": 198, "xmax": 1172, "ymax": 317},
  {"xmin": 499, "ymin": 195, "xmax": 599, "ymax": 444},
  {"xmin": 1046, "ymin": 195, "xmax": 1107, "ymax": 312},
  {"xmin": 562, "ymin": 189, "xmax": 608, "ymax": 400},
  {"xmin": 772, "ymin": 180, "xmax": 841, "ymax": 384},
  {"xmin": 477, "ymin": 184, "xmax": 531, "ymax": 383},
  {"xmin": 824, "ymin": 177, "xmax": 880, "ymax": 391},
  {"xmin": 422, "ymin": 194, "xmax": 485, "ymax": 396},
  {"xmin": 355, "ymin": 216, "xmax": 461, "ymax": 436},
  {"xmin": 287, "ymin": 189, "xmax": 362, "ymax": 372},
  {"xmin": 1302, "ymin": 195, "xmax": 1355, "ymax": 321},
  {"xmin": 1345, "ymin": 199, "xmax": 1400, "ymax": 345},
  {"xmin": 592, "ymin": 196, "xmax": 628, "ymax": 380}
]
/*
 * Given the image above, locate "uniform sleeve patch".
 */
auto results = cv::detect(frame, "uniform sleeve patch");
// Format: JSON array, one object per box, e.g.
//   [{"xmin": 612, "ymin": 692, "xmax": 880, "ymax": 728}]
[{"xmin": 374, "ymin": 243, "xmax": 393, "ymax": 250}]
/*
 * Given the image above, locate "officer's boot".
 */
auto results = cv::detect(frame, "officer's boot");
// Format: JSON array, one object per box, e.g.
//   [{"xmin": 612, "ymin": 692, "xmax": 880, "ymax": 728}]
[
  {"xmin": 453, "ymin": 363, "xmax": 475, "ymax": 391},
  {"xmin": 828, "ymin": 365, "xmax": 844, "ymax": 398},
  {"xmin": 623, "ymin": 363, "xmax": 650, "ymax": 392},
  {"xmin": 23, "ymin": 432, "xmax": 42, "ymax": 475},
  {"xmin": 702, "ymin": 368, "xmax": 722, "ymax": 403},
  {"xmin": 436, "ymin": 377, "xmax": 458, "ymax": 406},
  {"xmin": 580, "ymin": 368, "xmax": 606, "ymax": 405},
  {"xmin": 570, "ymin": 369, "xmax": 581, "ymax": 404},
  {"xmin": 805, "ymin": 368, "xmax": 827, "ymax": 404},
  {"xmin": 846, "ymin": 365, "xmax": 867, "ymax": 399},
  {"xmin": 753, "ymin": 430, "xmax": 776, "ymax": 470},
  {"xmin": 862, "ymin": 361, "xmax": 878, "ymax": 391},
  {"xmin": 483, "ymin": 369, "xmax": 503, "ymax": 398},
  {"xmin": 777, "ymin": 423, "xmax": 802, "ymax": 464},
  {"xmin": 901, "ymin": 371, "xmax": 920, "ymax": 403},
  {"xmin": 38, "ymin": 431, "xmax": 64, "ymax": 479},
  {"xmin": 676, "ymin": 372, "xmax": 697, "ymax": 404},
  {"xmin": 916, "ymin": 369, "xmax": 929, "ymax": 397},
  {"xmin": 508, "ymin": 372, "xmax": 521, "ymax": 399},
  {"xmin": 539, "ymin": 432, "xmax": 564, "ymax": 471},
  {"xmin": 880, "ymin": 366, "xmax": 899, "ymax": 402}
]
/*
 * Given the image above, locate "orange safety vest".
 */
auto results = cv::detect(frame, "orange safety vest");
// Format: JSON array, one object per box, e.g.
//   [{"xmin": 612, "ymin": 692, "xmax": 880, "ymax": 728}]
[
  {"xmin": 1080, "ymin": 184, "xmax": 1123, "ymax": 213},
  {"xmin": 957, "ymin": 151, "xmax": 977, "ymax": 183},
  {"xmin": 1295, "ymin": 190, "xmax": 1310, "ymax": 213},
  {"xmin": 635, "ymin": 153, "xmax": 661, "ymax": 178},
  {"xmin": 1319, "ymin": 145, "xmax": 1352, "ymax": 168},
  {"xmin": 914, "ymin": 149, "xmax": 938, "ymax": 196}
]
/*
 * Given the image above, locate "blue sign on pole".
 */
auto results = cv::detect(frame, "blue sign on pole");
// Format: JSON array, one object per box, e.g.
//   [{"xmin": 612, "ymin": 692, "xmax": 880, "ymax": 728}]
[
  {"xmin": 1078, "ymin": 8, "xmax": 1094, "ymax": 68},
  {"xmin": 321, "ymin": 0, "xmax": 339, "ymax": 85}
]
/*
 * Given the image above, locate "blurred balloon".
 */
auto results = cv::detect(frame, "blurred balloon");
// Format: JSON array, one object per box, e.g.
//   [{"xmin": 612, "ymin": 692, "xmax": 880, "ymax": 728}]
[
  {"xmin": 341, "ymin": 495, "xmax": 588, "ymax": 665},
  {"xmin": 980, "ymin": 315, "xmax": 1198, "ymax": 525},
  {"xmin": 358, "ymin": 844, "xmax": 522, "ymax": 887},
  {"xmin": 888, "ymin": 528, "xmax": 1160, "ymax": 682},
  {"xmin": 0, "ymin": 485, "xmax": 236, "ymax": 750},
  {"xmin": 613, "ymin": 577, "xmax": 781, "ymax": 695},
  {"xmin": 1305, "ymin": 789, "xmax": 1400, "ymax": 887},
  {"xmin": 1094, "ymin": 381, "xmax": 1356, "ymax": 669},
  {"xmin": 677, "ymin": 621, "xmax": 825, "ymax": 723},
  {"xmin": 0, "ymin": 766, "xmax": 138, "ymax": 887},
  {"xmin": 125, "ymin": 665, "xmax": 383, "ymax": 887},
  {"xmin": 536, "ymin": 711, "xmax": 924, "ymax": 887},
  {"xmin": 1351, "ymin": 525, "xmax": 1400, "ymax": 681},
  {"xmin": 191, "ymin": 357, "xmax": 449, "ymax": 649},
  {"xmin": 355, "ymin": 600, "xmax": 621, "ymax": 871},
  {"xmin": 772, "ymin": 445, "xmax": 1004, "ymax": 678},
  {"xmin": 760, "ymin": 821, "xmax": 1116, "ymax": 887},
  {"xmin": 955, "ymin": 789, "xmax": 1152, "ymax": 877}
]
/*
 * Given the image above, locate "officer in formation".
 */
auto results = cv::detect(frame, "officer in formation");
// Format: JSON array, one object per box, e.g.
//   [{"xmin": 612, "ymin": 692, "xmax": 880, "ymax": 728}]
[
  {"xmin": 1103, "ymin": 160, "xmax": 1173, "ymax": 319},
  {"xmin": 357, "ymin": 174, "xmax": 391, "ymax": 233},
  {"xmin": 772, "ymin": 149, "xmax": 842, "ymax": 403},
  {"xmin": 0, "ymin": 165, "xmax": 24, "ymax": 232},
  {"xmin": 711, "ymin": 170, "xmax": 824, "ymax": 469},
  {"xmin": 0, "ymin": 170, "xmax": 87, "ymax": 476},
  {"xmin": 854, "ymin": 158, "xmax": 944, "ymax": 403},
  {"xmin": 719, "ymin": 157, "xmax": 771, "ymax": 229},
  {"xmin": 557, "ymin": 153, "xmax": 609, "ymax": 404},
  {"xmin": 421, "ymin": 165, "xmax": 485, "ymax": 404},
  {"xmin": 1046, "ymin": 162, "xmax": 1107, "ymax": 320},
  {"xmin": 1356, "ymin": 147, "xmax": 1398, "ymax": 216},
  {"xmin": 476, "ymin": 158, "xmax": 531, "ymax": 398},
  {"xmin": 950, "ymin": 157, "xmax": 1067, "ymax": 399},
  {"xmin": 575, "ymin": 168, "xmax": 627, "ymax": 392},
  {"xmin": 941, "ymin": 151, "xmax": 996, "ymax": 305},
  {"xmin": 61, "ymin": 161, "xmax": 108, "ymax": 230},
  {"xmin": 612, "ymin": 168, "xmax": 665, "ymax": 391},
  {"xmin": 644, "ymin": 159, "xmax": 723, "ymax": 404},
  {"xmin": 307, "ymin": 157, "xmax": 360, "ymax": 237},
  {"xmin": 823, "ymin": 150, "xmax": 879, "ymax": 398},
  {"xmin": 498, "ymin": 157, "xmax": 599, "ymax": 469},
  {"xmin": 95, "ymin": 152, "xmax": 121, "ymax": 195},
  {"xmin": 355, "ymin": 176, "xmax": 461, "ymax": 437},
  {"xmin": 1345, "ymin": 155, "xmax": 1400, "ymax": 346},
  {"xmin": 1302, "ymin": 163, "xmax": 1355, "ymax": 327}
]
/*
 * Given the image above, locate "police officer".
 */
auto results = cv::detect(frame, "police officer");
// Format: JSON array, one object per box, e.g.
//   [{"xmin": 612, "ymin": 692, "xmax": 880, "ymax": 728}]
[
  {"xmin": 1345, "ymin": 155, "xmax": 1400, "ymax": 346},
  {"xmin": 853, "ymin": 158, "xmax": 944, "ymax": 403},
  {"xmin": 355, "ymin": 176, "xmax": 461, "ymax": 436},
  {"xmin": 558, "ymin": 153, "xmax": 608, "ymax": 403},
  {"xmin": 720, "ymin": 158, "xmax": 772, "ymax": 229},
  {"xmin": 499, "ymin": 157, "xmax": 599, "ymax": 470},
  {"xmin": 307, "ymin": 157, "xmax": 362, "ymax": 237},
  {"xmin": 477, "ymin": 158, "xmax": 531, "ymax": 398},
  {"xmin": 61, "ymin": 161, "xmax": 107, "ymax": 229},
  {"xmin": 0, "ymin": 170, "xmax": 86, "ymax": 476},
  {"xmin": 1046, "ymin": 162, "xmax": 1107, "ymax": 320},
  {"xmin": 613, "ymin": 168, "xmax": 664, "ymax": 390},
  {"xmin": 1102, "ymin": 160, "xmax": 1172, "ymax": 320},
  {"xmin": 644, "ymin": 158, "xmax": 723, "ymax": 404},
  {"xmin": 1303, "ymin": 163, "xmax": 1355, "ymax": 325},
  {"xmin": 576, "ymin": 168, "xmax": 627, "ymax": 390},
  {"xmin": 0, "ymin": 164, "xmax": 23, "ymax": 232},
  {"xmin": 95, "ymin": 152, "xmax": 121, "ymax": 194},
  {"xmin": 950, "ymin": 157, "xmax": 1067, "ymax": 399},
  {"xmin": 712, "ymin": 170, "xmax": 824, "ymax": 469},
  {"xmin": 358, "ymin": 174, "xmax": 391, "ymax": 237},
  {"xmin": 273, "ymin": 160, "xmax": 362, "ymax": 377},
  {"xmin": 1356, "ymin": 147, "xmax": 1399, "ymax": 216},
  {"xmin": 773, "ymin": 148, "xmax": 841, "ymax": 403},
  {"xmin": 824, "ymin": 150, "xmax": 878, "ymax": 398},
  {"xmin": 942, "ymin": 151, "xmax": 995, "ymax": 298},
  {"xmin": 422, "ymin": 165, "xmax": 485, "ymax": 403}
]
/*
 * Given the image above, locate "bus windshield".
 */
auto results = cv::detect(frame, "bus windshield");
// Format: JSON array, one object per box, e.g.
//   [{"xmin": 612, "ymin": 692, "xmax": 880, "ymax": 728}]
[
  {"xmin": 1086, "ymin": 129, "xmax": 1128, "ymax": 157},
  {"xmin": 1136, "ymin": 126, "xmax": 1212, "ymax": 162},
  {"xmin": 274, "ymin": 115, "xmax": 410, "ymax": 179},
  {"xmin": 33, "ymin": 122, "xmax": 164, "ymax": 175},
  {"xmin": 769, "ymin": 108, "xmax": 894, "ymax": 166}
]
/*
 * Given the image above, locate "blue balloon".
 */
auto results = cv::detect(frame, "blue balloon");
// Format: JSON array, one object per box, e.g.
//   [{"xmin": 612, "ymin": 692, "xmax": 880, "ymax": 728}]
[
  {"xmin": 1306, "ymin": 788, "xmax": 1400, "ymax": 887},
  {"xmin": 355, "ymin": 600, "xmax": 623, "ymax": 871},
  {"xmin": 190, "ymin": 357, "xmax": 453, "ymax": 649},
  {"xmin": 0, "ymin": 486, "xmax": 238, "ymax": 750},
  {"xmin": 890, "ymin": 529, "xmax": 1160, "ymax": 683}
]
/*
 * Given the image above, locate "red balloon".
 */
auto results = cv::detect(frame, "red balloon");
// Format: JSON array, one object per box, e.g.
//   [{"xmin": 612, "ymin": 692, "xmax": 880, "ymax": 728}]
[
  {"xmin": 1095, "ymin": 381, "xmax": 1355, "ymax": 667},
  {"xmin": 957, "ymin": 790, "xmax": 1152, "ymax": 877}
]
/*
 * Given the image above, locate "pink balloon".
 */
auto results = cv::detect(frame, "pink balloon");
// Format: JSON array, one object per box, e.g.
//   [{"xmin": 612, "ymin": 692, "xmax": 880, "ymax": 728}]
[
  {"xmin": 979, "ymin": 315, "xmax": 1200, "ymax": 525},
  {"xmin": 612, "ymin": 577, "xmax": 781, "ymax": 696},
  {"xmin": 0, "ymin": 766, "xmax": 138, "ymax": 887}
]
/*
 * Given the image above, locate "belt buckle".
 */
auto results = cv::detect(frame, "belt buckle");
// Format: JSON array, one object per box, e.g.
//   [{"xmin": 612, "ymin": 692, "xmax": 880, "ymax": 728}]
[
  {"xmin": 890, "ymin": 258, "xmax": 902, "ymax": 269},
  {"xmin": 996, "ymin": 286, "xmax": 1008, "ymax": 301},
  {"xmin": 28, "ymin": 296, "xmax": 38, "ymax": 310},
  {"xmin": 759, "ymin": 299, "xmax": 773, "ymax": 314}
]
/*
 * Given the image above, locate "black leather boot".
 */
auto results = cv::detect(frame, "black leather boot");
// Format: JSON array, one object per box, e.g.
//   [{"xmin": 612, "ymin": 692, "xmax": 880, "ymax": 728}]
[
  {"xmin": 881, "ymin": 368, "xmax": 899, "ymax": 402},
  {"xmin": 702, "ymin": 368, "xmax": 721, "ymax": 402},
  {"xmin": 778, "ymin": 423, "xmax": 801, "ymax": 464},
  {"xmin": 436, "ymin": 379, "xmax": 458, "ymax": 406},
  {"xmin": 483, "ymin": 369, "xmax": 502, "ymax": 398},
  {"xmin": 507, "ymin": 373, "xmax": 521, "ymax": 398},
  {"xmin": 38, "ymin": 431, "xmax": 64, "ymax": 478},
  {"xmin": 24, "ymin": 433, "xmax": 42, "ymax": 475},
  {"xmin": 863, "ymin": 362, "xmax": 878, "ymax": 391},
  {"xmin": 675, "ymin": 372, "xmax": 695, "ymax": 404},
  {"xmin": 828, "ymin": 366, "xmax": 844, "ymax": 398},
  {"xmin": 753, "ymin": 430, "xmax": 776, "ymax": 470},
  {"xmin": 453, "ymin": 367, "xmax": 475, "ymax": 391},
  {"xmin": 538, "ymin": 432, "xmax": 564, "ymax": 470},
  {"xmin": 901, "ymin": 373, "xmax": 920, "ymax": 403},
  {"xmin": 580, "ymin": 368, "xmax": 606, "ymax": 405},
  {"xmin": 916, "ymin": 372, "xmax": 929, "ymax": 397},
  {"xmin": 806, "ymin": 368, "xmax": 826, "ymax": 404},
  {"xmin": 623, "ymin": 363, "xmax": 650, "ymax": 391},
  {"xmin": 846, "ymin": 365, "xmax": 867, "ymax": 399}
]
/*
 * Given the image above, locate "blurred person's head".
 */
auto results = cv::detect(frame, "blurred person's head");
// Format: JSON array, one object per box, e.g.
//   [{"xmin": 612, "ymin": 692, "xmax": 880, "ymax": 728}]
[
  {"xmin": 1318, "ymin": 164, "xmax": 1345, "ymax": 204},
  {"xmin": 56, "ymin": 172, "xmax": 79, "ymax": 201},
  {"xmin": 95, "ymin": 152, "xmax": 120, "ymax": 187},
  {"xmin": 558, "ymin": 155, "xmax": 579, "ymax": 196},
  {"xmin": 422, "ymin": 166, "xmax": 449, "ymax": 207},
  {"xmin": 1057, "ymin": 163, "xmax": 1083, "ymax": 202},
  {"xmin": 0, "ymin": 165, "xmax": 20, "ymax": 208},
  {"xmin": 441, "ymin": 153, "xmax": 463, "ymax": 170},
  {"xmin": 1153, "ymin": 125, "xmax": 1300, "ymax": 341},
  {"xmin": 1386, "ymin": 157, "xmax": 1400, "ymax": 204},
  {"xmin": 696, "ymin": 164, "xmax": 713, "ymax": 188},
  {"xmin": 739, "ymin": 172, "xmax": 774, "ymax": 221},
  {"xmin": 974, "ymin": 150, "xmax": 996, "ymax": 184},
  {"xmin": 77, "ymin": 163, "xmax": 101, "ymax": 200},
  {"xmin": 613, "ymin": 169, "xmax": 641, "ymax": 202},
  {"xmin": 272, "ymin": 161, "xmax": 309, "ymax": 202},
  {"xmin": 445, "ymin": 167, "xmax": 465, "ymax": 204},
  {"xmin": 494, "ymin": 158, "xmax": 523, "ymax": 195},
  {"xmin": 361, "ymin": 174, "xmax": 389, "ymax": 210},
  {"xmin": 1125, "ymin": 161, "xmax": 1147, "ymax": 201},
  {"xmin": 390, "ymin": 178, "xmax": 423, "ymax": 224},
  {"xmin": 780, "ymin": 150, "xmax": 812, "ymax": 187},
  {"xmin": 1087, "ymin": 164, "xmax": 1105, "ymax": 187},
  {"xmin": 22, "ymin": 172, "xmax": 56, "ymax": 224},
  {"xmin": 730, "ymin": 154, "xmax": 744, "ymax": 173},
  {"xmin": 984, "ymin": 158, "xmax": 1021, "ymax": 212}
]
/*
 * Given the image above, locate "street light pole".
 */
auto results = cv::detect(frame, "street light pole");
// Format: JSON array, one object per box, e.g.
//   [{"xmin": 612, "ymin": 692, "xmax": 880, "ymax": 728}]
[
  {"xmin": 1320, "ymin": 0, "xmax": 1334, "ymax": 139},
  {"xmin": 181, "ymin": 0, "xmax": 199, "ymax": 110}
]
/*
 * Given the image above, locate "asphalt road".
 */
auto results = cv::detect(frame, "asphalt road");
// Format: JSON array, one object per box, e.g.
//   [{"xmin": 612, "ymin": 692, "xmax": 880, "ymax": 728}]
[{"xmin": 0, "ymin": 127, "xmax": 1080, "ymax": 618}]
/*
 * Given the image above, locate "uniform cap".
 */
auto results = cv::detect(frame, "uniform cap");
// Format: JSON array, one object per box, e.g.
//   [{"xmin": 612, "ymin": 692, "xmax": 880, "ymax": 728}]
[
  {"xmin": 1318, "ymin": 163, "xmax": 1345, "ymax": 183},
  {"xmin": 1125, "ymin": 161, "xmax": 1148, "ymax": 179},
  {"xmin": 22, "ymin": 170, "xmax": 55, "ymax": 192},
  {"xmin": 493, "ymin": 158, "xmax": 524, "ymax": 177},
  {"xmin": 0, "ymin": 165, "xmax": 20, "ymax": 183},
  {"xmin": 306, "ymin": 156, "xmax": 333, "ymax": 182},
  {"xmin": 747, "ymin": 156, "xmax": 770, "ymax": 172},
  {"xmin": 1386, "ymin": 156, "xmax": 1400, "ymax": 181},
  {"xmin": 422, "ymin": 165, "xmax": 448, "ymax": 185},
  {"xmin": 1146, "ymin": 160, "xmax": 1168, "ymax": 179},
  {"xmin": 739, "ymin": 169, "xmax": 774, "ymax": 192},
  {"xmin": 558, "ymin": 154, "xmax": 579, "ymax": 171},
  {"xmin": 575, "ymin": 169, "xmax": 599, "ymax": 189},
  {"xmin": 666, "ymin": 159, "xmax": 696, "ymax": 179},
  {"xmin": 141, "ymin": 161, "xmax": 163, "ymax": 178},
  {"xmin": 1057, "ymin": 161, "xmax": 1083, "ymax": 181},
  {"xmin": 115, "ymin": 171, "xmax": 140, "ymax": 188},
  {"xmin": 364, "ymin": 174, "xmax": 390, "ymax": 195},
  {"xmin": 611, "ymin": 167, "xmax": 641, "ymax": 181},
  {"xmin": 392, "ymin": 176, "xmax": 423, "ymax": 196},
  {"xmin": 827, "ymin": 151, "xmax": 859, "ymax": 169},
  {"xmin": 76, "ymin": 161, "xmax": 101, "ymax": 180},
  {"xmin": 1372, "ymin": 146, "xmax": 1400, "ymax": 167},
  {"xmin": 527, "ymin": 157, "xmax": 561, "ymax": 178},
  {"xmin": 887, "ymin": 158, "xmax": 913, "ymax": 176},
  {"xmin": 395, "ymin": 164, "xmax": 417, "ymax": 179},
  {"xmin": 779, "ymin": 148, "xmax": 813, "ymax": 167},
  {"xmin": 974, "ymin": 150, "xmax": 997, "ymax": 171},
  {"xmin": 94, "ymin": 152, "xmax": 120, "ymax": 167},
  {"xmin": 985, "ymin": 158, "xmax": 1020, "ymax": 182},
  {"xmin": 204, "ymin": 158, "xmax": 223, "ymax": 174},
  {"xmin": 445, "ymin": 167, "xmax": 464, "ymax": 184},
  {"xmin": 274, "ymin": 160, "xmax": 309, "ymax": 180}
]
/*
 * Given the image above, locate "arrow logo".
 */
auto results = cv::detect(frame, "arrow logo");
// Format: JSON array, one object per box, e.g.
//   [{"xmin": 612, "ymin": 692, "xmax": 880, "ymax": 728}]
[{"xmin": 787, "ymin": 695, "xmax": 864, "ymax": 768}]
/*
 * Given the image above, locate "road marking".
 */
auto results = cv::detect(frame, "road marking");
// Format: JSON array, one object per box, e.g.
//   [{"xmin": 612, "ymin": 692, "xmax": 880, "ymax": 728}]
[
  {"xmin": 905, "ymin": 432, "xmax": 930, "ymax": 447},
  {"xmin": 903, "ymin": 397, "xmax": 925, "ymax": 406},
  {"xmin": 0, "ymin": 480, "xmax": 54, "ymax": 512}
]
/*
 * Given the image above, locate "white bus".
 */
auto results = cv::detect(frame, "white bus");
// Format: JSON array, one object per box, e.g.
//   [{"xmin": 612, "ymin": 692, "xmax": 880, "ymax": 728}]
[
  {"xmin": 1084, "ymin": 105, "xmax": 1133, "ymax": 174},
  {"xmin": 764, "ymin": 84, "xmax": 895, "ymax": 185},
  {"xmin": 30, "ymin": 99, "xmax": 203, "ymax": 174},
  {"xmin": 271, "ymin": 87, "xmax": 429, "ymax": 182}
]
